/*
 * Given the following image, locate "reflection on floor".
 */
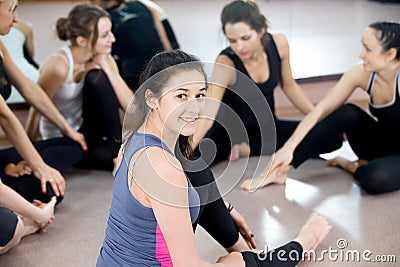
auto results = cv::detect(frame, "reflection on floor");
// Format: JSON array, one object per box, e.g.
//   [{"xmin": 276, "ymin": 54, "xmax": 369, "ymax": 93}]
[
  {"xmin": 0, "ymin": 156, "xmax": 398, "ymax": 267},
  {"xmin": 199, "ymin": 156, "xmax": 400, "ymax": 266}
]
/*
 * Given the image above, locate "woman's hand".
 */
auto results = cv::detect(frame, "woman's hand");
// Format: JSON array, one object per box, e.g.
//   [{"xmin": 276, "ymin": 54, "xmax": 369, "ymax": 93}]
[
  {"xmin": 33, "ymin": 163, "xmax": 66, "ymax": 197},
  {"xmin": 267, "ymin": 145, "xmax": 294, "ymax": 179},
  {"xmin": 240, "ymin": 145, "xmax": 293, "ymax": 191},
  {"xmin": 32, "ymin": 197, "xmax": 56, "ymax": 232},
  {"xmin": 65, "ymin": 128, "xmax": 87, "ymax": 152},
  {"xmin": 229, "ymin": 206, "xmax": 257, "ymax": 249},
  {"xmin": 92, "ymin": 54, "xmax": 113, "ymax": 73}
]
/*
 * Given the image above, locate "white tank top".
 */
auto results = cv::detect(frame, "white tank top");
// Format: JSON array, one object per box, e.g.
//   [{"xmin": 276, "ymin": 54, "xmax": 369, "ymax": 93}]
[
  {"xmin": 0, "ymin": 27, "xmax": 39, "ymax": 103},
  {"xmin": 39, "ymin": 46, "xmax": 84, "ymax": 139}
]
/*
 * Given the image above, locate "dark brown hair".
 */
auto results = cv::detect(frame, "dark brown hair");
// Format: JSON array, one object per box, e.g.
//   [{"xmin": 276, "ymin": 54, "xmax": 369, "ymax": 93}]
[
  {"xmin": 369, "ymin": 21, "xmax": 400, "ymax": 60},
  {"xmin": 56, "ymin": 4, "xmax": 110, "ymax": 48},
  {"xmin": 221, "ymin": 0, "xmax": 270, "ymax": 47},
  {"xmin": 123, "ymin": 50, "xmax": 207, "ymax": 159}
]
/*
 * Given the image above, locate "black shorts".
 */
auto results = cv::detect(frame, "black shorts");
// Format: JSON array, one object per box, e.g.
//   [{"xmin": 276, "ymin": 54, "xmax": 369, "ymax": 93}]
[{"xmin": 0, "ymin": 207, "xmax": 18, "ymax": 247}]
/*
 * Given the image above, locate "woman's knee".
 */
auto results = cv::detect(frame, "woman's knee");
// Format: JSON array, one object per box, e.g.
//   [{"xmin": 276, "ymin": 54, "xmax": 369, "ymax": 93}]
[
  {"xmin": 0, "ymin": 217, "xmax": 23, "ymax": 254},
  {"xmin": 332, "ymin": 104, "xmax": 365, "ymax": 125},
  {"xmin": 84, "ymin": 69, "xmax": 107, "ymax": 87},
  {"xmin": 356, "ymin": 164, "xmax": 399, "ymax": 194}
]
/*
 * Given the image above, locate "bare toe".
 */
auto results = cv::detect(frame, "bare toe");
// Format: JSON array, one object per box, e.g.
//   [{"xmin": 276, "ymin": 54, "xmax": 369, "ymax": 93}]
[
  {"xmin": 295, "ymin": 212, "xmax": 332, "ymax": 252},
  {"xmin": 326, "ymin": 158, "xmax": 337, "ymax": 166}
]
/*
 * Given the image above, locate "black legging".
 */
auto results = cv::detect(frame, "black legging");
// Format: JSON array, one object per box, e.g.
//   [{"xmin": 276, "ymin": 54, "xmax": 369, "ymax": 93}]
[
  {"xmin": 184, "ymin": 160, "xmax": 302, "ymax": 266},
  {"xmin": 0, "ymin": 207, "xmax": 19, "ymax": 247},
  {"xmin": 200, "ymin": 119, "xmax": 299, "ymax": 166},
  {"xmin": 0, "ymin": 69, "xmax": 123, "ymax": 204},
  {"xmin": 242, "ymin": 241, "xmax": 303, "ymax": 267},
  {"xmin": 291, "ymin": 104, "xmax": 400, "ymax": 194},
  {"xmin": 0, "ymin": 137, "xmax": 82, "ymax": 204},
  {"xmin": 186, "ymin": 164, "xmax": 239, "ymax": 248},
  {"xmin": 77, "ymin": 69, "xmax": 122, "ymax": 170}
]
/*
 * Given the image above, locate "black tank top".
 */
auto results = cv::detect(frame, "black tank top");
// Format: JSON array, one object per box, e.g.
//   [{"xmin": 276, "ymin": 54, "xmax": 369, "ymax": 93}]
[
  {"xmin": 0, "ymin": 56, "xmax": 12, "ymax": 101},
  {"xmin": 367, "ymin": 68, "xmax": 400, "ymax": 141},
  {"xmin": 218, "ymin": 34, "xmax": 281, "ymax": 134}
]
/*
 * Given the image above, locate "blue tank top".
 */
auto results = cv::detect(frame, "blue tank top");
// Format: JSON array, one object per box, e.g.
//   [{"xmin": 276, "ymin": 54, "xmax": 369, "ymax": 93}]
[
  {"xmin": 0, "ymin": 56, "xmax": 12, "ymax": 101},
  {"xmin": 367, "ymin": 67, "xmax": 400, "ymax": 141},
  {"xmin": 97, "ymin": 132, "xmax": 200, "ymax": 267}
]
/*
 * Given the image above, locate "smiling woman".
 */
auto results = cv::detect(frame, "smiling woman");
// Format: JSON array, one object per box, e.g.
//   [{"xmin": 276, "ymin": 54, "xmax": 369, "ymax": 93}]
[
  {"xmin": 24, "ymin": 3, "xmax": 133, "ymax": 173},
  {"xmin": 97, "ymin": 49, "xmax": 332, "ymax": 267},
  {"xmin": 246, "ymin": 21, "xmax": 400, "ymax": 195}
]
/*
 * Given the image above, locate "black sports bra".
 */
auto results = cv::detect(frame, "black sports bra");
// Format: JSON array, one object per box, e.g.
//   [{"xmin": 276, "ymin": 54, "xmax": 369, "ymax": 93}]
[{"xmin": 367, "ymin": 68, "xmax": 400, "ymax": 139}]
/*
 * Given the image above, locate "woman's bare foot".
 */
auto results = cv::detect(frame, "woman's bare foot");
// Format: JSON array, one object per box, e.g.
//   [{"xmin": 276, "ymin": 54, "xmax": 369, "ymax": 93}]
[
  {"xmin": 294, "ymin": 212, "xmax": 332, "ymax": 253},
  {"xmin": 240, "ymin": 167, "xmax": 290, "ymax": 192},
  {"xmin": 32, "ymin": 197, "xmax": 56, "ymax": 232},
  {"xmin": 326, "ymin": 157, "xmax": 368, "ymax": 174},
  {"xmin": 4, "ymin": 161, "xmax": 32, "ymax": 177},
  {"xmin": 21, "ymin": 216, "xmax": 41, "ymax": 236},
  {"xmin": 229, "ymin": 142, "xmax": 251, "ymax": 161}
]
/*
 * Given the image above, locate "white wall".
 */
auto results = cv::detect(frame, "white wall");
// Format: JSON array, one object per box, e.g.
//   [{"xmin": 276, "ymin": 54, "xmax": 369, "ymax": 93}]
[{"xmin": 8, "ymin": 0, "xmax": 400, "ymax": 105}]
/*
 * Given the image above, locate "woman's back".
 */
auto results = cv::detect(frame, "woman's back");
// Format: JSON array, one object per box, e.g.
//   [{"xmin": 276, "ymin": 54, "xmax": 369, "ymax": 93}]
[
  {"xmin": 107, "ymin": 1, "xmax": 164, "ymax": 90},
  {"xmin": 109, "ymin": 1, "xmax": 164, "ymax": 57}
]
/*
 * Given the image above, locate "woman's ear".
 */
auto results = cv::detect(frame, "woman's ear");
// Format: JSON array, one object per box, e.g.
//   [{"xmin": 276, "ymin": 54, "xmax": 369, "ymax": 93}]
[
  {"xmin": 145, "ymin": 89, "xmax": 158, "ymax": 109},
  {"xmin": 386, "ymin": 47, "xmax": 397, "ymax": 62},
  {"xmin": 76, "ymin": 36, "xmax": 89, "ymax": 48},
  {"xmin": 258, "ymin": 27, "xmax": 266, "ymax": 38}
]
